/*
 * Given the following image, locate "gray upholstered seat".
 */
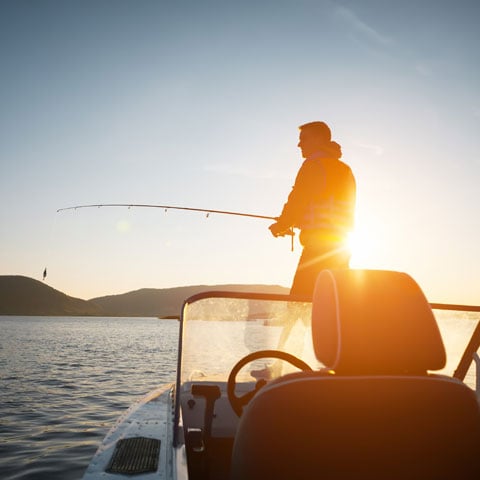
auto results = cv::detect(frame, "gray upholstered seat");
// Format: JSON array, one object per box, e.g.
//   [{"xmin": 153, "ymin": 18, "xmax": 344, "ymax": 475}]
[{"xmin": 230, "ymin": 270, "xmax": 480, "ymax": 479}]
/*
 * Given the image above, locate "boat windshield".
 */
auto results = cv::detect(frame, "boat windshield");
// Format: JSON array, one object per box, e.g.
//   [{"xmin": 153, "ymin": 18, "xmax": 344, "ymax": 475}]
[
  {"xmin": 178, "ymin": 292, "xmax": 320, "ymax": 385},
  {"xmin": 176, "ymin": 292, "xmax": 480, "ymax": 391},
  {"xmin": 432, "ymin": 305, "xmax": 480, "ymax": 390}
]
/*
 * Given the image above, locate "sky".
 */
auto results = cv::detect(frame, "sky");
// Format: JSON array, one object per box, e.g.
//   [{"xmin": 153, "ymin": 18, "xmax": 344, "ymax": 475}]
[{"xmin": 1, "ymin": 0, "xmax": 479, "ymax": 304}]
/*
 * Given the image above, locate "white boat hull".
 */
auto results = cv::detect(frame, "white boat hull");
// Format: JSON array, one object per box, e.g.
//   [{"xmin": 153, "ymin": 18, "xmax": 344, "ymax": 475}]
[{"xmin": 82, "ymin": 384, "xmax": 177, "ymax": 479}]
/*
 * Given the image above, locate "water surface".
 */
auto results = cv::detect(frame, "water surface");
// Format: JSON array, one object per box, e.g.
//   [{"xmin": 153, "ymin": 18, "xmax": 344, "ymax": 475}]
[{"xmin": 0, "ymin": 316, "xmax": 179, "ymax": 480}]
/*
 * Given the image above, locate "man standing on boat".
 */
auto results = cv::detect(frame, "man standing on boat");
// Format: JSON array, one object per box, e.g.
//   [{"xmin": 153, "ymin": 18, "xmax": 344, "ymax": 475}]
[
  {"xmin": 270, "ymin": 121, "xmax": 356, "ymax": 298},
  {"xmin": 253, "ymin": 121, "xmax": 356, "ymax": 379}
]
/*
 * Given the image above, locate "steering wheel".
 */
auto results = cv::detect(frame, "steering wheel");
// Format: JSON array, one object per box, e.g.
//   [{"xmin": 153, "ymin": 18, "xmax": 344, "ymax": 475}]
[{"xmin": 227, "ymin": 349, "xmax": 312, "ymax": 416}]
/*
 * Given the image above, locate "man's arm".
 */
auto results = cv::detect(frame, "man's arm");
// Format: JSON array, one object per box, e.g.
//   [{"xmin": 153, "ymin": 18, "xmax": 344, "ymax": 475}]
[{"xmin": 269, "ymin": 161, "xmax": 314, "ymax": 236}]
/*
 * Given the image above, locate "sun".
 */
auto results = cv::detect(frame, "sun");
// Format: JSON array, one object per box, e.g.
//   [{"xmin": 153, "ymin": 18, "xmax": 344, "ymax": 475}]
[{"xmin": 347, "ymin": 228, "xmax": 375, "ymax": 268}]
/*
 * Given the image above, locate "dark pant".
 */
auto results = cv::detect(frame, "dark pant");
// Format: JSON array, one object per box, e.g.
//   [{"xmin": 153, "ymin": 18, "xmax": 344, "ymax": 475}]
[{"xmin": 290, "ymin": 243, "xmax": 350, "ymax": 299}]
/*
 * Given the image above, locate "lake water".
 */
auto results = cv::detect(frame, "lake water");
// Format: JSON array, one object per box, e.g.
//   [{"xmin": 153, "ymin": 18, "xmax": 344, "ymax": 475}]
[
  {"xmin": 0, "ymin": 316, "xmax": 179, "ymax": 480},
  {"xmin": 1, "ymin": 311, "xmax": 479, "ymax": 480}
]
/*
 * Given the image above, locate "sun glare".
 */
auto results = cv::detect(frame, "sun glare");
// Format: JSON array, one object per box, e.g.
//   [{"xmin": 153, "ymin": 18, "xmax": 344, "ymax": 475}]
[{"xmin": 347, "ymin": 229, "xmax": 375, "ymax": 268}]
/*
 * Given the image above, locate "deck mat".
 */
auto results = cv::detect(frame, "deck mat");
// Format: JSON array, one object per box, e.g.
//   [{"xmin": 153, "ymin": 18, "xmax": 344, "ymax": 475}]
[{"xmin": 107, "ymin": 437, "xmax": 161, "ymax": 474}]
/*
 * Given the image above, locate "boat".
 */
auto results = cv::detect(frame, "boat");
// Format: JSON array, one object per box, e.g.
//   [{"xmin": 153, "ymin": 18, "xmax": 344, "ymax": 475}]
[{"xmin": 82, "ymin": 269, "xmax": 480, "ymax": 479}]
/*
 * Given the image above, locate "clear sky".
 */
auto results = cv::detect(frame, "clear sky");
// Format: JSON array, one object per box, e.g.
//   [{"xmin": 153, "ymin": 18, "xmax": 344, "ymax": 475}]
[{"xmin": 1, "ymin": 0, "xmax": 479, "ymax": 303}]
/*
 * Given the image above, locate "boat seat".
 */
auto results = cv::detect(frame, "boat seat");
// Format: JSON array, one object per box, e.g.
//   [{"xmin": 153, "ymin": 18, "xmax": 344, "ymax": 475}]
[{"xmin": 230, "ymin": 269, "xmax": 480, "ymax": 480}]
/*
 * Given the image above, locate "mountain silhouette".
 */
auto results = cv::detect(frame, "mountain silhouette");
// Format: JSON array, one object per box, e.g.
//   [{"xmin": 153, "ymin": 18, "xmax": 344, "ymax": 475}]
[
  {"xmin": 0, "ymin": 275, "xmax": 288, "ymax": 317},
  {"xmin": 0, "ymin": 276, "xmax": 103, "ymax": 316},
  {"xmin": 90, "ymin": 284, "xmax": 289, "ymax": 317}
]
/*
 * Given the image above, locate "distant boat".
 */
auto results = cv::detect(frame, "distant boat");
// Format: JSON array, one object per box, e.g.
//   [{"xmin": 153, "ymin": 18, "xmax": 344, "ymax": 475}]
[
  {"xmin": 82, "ymin": 269, "xmax": 480, "ymax": 479},
  {"xmin": 158, "ymin": 315, "xmax": 180, "ymax": 320}
]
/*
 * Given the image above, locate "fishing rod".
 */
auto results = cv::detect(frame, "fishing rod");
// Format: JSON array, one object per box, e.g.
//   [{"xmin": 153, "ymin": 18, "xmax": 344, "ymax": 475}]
[
  {"xmin": 56, "ymin": 203, "xmax": 278, "ymax": 221},
  {"xmin": 56, "ymin": 203, "xmax": 295, "ymax": 250},
  {"xmin": 47, "ymin": 203, "xmax": 295, "ymax": 281}
]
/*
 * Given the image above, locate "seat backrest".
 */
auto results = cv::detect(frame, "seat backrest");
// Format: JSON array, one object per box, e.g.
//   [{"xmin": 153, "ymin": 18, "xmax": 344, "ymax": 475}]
[
  {"xmin": 312, "ymin": 269, "xmax": 446, "ymax": 375},
  {"xmin": 230, "ymin": 270, "xmax": 480, "ymax": 480}
]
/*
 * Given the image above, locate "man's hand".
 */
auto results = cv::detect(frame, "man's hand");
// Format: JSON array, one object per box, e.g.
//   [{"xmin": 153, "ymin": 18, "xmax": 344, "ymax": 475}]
[{"xmin": 269, "ymin": 222, "xmax": 290, "ymax": 237}]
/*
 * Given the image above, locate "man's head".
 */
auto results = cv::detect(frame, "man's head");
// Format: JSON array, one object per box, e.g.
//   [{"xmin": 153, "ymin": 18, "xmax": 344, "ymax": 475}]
[{"xmin": 298, "ymin": 121, "xmax": 332, "ymax": 158}]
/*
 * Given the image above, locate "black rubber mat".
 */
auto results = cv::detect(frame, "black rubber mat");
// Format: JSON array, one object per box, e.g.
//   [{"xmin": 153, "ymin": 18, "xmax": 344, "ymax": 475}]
[{"xmin": 107, "ymin": 437, "xmax": 161, "ymax": 474}]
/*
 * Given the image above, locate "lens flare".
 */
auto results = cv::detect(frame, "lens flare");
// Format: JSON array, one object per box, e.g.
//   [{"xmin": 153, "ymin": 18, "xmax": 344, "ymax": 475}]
[{"xmin": 116, "ymin": 220, "xmax": 131, "ymax": 233}]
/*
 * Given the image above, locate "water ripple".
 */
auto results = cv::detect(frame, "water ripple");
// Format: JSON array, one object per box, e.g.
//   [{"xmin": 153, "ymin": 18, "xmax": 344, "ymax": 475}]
[{"xmin": 0, "ymin": 316, "xmax": 178, "ymax": 480}]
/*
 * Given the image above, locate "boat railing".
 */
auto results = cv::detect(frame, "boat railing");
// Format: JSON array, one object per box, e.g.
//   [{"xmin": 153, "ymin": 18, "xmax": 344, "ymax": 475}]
[{"xmin": 430, "ymin": 303, "xmax": 480, "ymax": 381}]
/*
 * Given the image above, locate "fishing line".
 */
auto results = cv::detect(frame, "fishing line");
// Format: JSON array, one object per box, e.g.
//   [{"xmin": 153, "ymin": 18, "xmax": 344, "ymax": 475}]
[{"xmin": 43, "ymin": 211, "xmax": 60, "ymax": 281}]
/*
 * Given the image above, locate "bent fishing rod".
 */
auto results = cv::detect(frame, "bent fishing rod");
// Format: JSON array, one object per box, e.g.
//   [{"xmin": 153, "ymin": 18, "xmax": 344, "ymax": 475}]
[
  {"xmin": 56, "ymin": 202, "xmax": 295, "ymax": 248},
  {"xmin": 57, "ymin": 203, "xmax": 277, "ymax": 221}
]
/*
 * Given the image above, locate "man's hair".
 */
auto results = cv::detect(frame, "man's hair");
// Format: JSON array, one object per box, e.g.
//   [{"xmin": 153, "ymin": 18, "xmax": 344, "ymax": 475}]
[{"xmin": 298, "ymin": 121, "xmax": 332, "ymax": 143}]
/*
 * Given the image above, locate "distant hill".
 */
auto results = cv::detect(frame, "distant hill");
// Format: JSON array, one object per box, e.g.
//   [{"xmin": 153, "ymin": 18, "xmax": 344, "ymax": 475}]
[
  {"xmin": 0, "ymin": 275, "xmax": 288, "ymax": 317},
  {"xmin": 90, "ymin": 284, "xmax": 289, "ymax": 317},
  {"xmin": 0, "ymin": 276, "xmax": 104, "ymax": 316}
]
